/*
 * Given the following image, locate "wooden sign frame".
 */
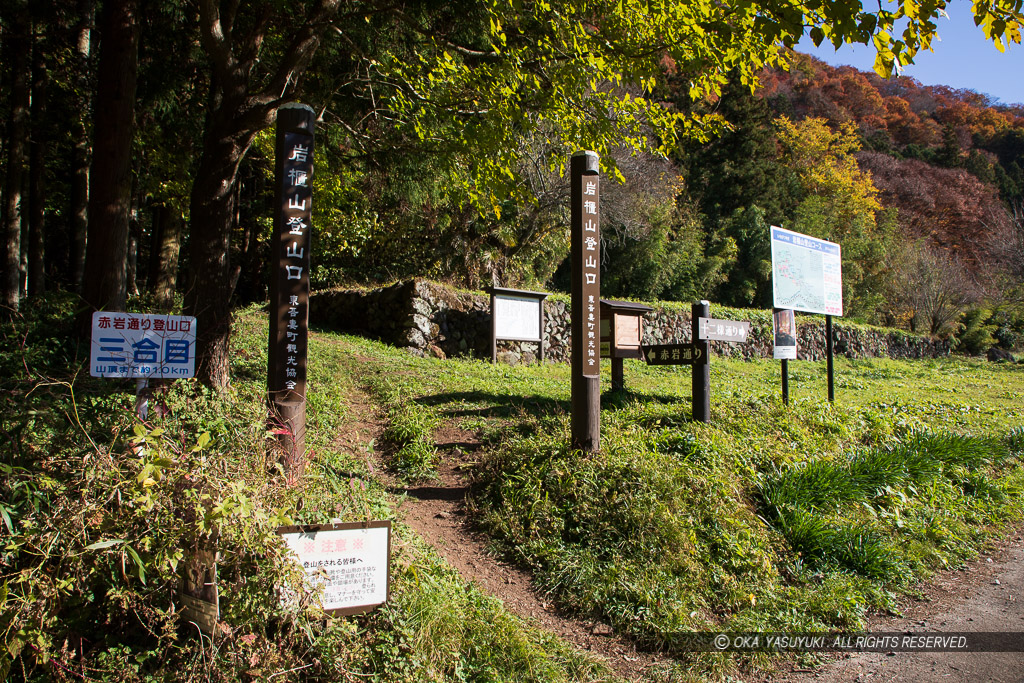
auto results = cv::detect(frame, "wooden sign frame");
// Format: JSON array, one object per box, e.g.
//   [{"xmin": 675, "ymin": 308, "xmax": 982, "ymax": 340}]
[{"xmin": 488, "ymin": 286, "xmax": 549, "ymax": 364}]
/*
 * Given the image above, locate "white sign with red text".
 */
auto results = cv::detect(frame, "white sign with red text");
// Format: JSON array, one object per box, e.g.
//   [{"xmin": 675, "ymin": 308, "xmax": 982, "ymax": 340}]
[{"xmin": 277, "ymin": 521, "xmax": 391, "ymax": 615}]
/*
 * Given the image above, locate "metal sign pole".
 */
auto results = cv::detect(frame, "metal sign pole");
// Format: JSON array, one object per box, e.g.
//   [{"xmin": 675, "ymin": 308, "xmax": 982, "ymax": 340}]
[
  {"xmin": 135, "ymin": 378, "xmax": 149, "ymax": 420},
  {"xmin": 490, "ymin": 289, "xmax": 498, "ymax": 364},
  {"xmin": 570, "ymin": 151, "xmax": 600, "ymax": 452},
  {"xmin": 826, "ymin": 315, "xmax": 835, "ymax": 403},
  {"xmin": 781, "ymin": 359, "xmax": 790, "ymax": 406}
]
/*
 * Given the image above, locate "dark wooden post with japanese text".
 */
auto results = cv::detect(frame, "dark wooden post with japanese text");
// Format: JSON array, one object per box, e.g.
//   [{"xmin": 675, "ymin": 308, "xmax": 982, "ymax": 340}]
[
  {"xmin": 691, "ymin": 301, "xmax": 711, "ymax": 423},
  {"xmin": 268, "ymin": 103, "xmax": 314, "ymax": 483},
  {"xmin": 571, "ymin": 151, "xmax": 600, "ymax": 451}
]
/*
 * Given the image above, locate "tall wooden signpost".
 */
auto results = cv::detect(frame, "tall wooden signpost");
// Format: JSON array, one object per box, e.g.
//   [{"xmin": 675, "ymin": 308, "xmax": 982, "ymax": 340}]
[
  {"xmin": 268, "ymin": 103, "xmax": 314, "ymax": 482},
  {"xmin": 691, "ymin": 301, "xmax": 711, "ymax": 423},
  {"xmin": 571, "ymin": 151, "xmax": 600, "ymax": 452}
]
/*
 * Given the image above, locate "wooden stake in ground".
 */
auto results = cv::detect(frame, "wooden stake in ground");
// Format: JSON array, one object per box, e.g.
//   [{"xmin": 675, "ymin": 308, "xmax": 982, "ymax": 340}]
[{"xmin": 268, "ymin": 103, "xmax": 314, "ymax": 482}]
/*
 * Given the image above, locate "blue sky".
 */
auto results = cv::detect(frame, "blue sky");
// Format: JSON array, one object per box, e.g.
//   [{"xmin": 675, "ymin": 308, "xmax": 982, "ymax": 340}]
[{"xmin": 798, "ymin": 4, "xmax": 1024, "ymax": 106}]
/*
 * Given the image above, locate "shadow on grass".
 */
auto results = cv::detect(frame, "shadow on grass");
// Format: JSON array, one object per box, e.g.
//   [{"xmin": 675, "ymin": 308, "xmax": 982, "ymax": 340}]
[
  {"xmin": 414, "ymin": 388, "xmax": 694, "ymax": 421},
  {"xmin": 415, "ymin": 391, "xmax": 567, "ymax": 419},
  {"xmin": 600, "ymin": 389, "xmax": 691, "ymax": 412}
]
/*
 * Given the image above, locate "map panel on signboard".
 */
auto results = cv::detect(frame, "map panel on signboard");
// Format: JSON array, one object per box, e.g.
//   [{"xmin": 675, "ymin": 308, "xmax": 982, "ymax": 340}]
[
  {"xmin": 770, "ymin": 226, "xmax": 843, "ymax": 316},
  {"xmin": 494, "ymin": 295, "xmax": 542, "ymax": 341}
]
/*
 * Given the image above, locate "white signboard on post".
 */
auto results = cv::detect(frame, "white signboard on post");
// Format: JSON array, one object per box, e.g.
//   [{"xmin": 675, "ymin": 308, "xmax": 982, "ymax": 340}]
[
  {"xmin": 278, "ymin": 521, "xmax": 391, "ymax": 615},
  {"xmin": 770, "ymin": 226, "xmax": 843, "ymax": 316},
  {"xmin": 494, "ymin": 294, "xmax": 542, "ymax": 341},
  {"xmin": 90, "ymin": 312, "xmax": 197, "ymax": 379}
]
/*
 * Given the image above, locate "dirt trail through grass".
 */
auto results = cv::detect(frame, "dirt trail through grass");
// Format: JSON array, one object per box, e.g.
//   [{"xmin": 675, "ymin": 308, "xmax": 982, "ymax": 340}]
[
  {"xmin": 332, "ymin": 376, "xmax": 669, "ymax": 681},
  {"xmin": 769, "ymin": 530, "xmax": 1024, "ymax": 683}
]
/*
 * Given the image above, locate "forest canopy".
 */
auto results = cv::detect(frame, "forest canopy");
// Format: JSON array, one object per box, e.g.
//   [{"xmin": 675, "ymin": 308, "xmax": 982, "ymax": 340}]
[{"xmin": 2, "ymin": 0, "xmax": 1023, "ymax": 386}]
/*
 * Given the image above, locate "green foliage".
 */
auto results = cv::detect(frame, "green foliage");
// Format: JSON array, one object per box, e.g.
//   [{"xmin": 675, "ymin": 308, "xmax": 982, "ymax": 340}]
[
  {"xmin": 956, "ymin": 308, "xmax": 1000, "ymax": 355},
  {"xmin": 594, "ymin": 204, "xmax": 711, "ymax": 302},
  {"xmin": 0, "ymin": 299, "xmax": 610, "ymax": 682},
  {"xmin": 993, "ymin": 307, "xmax": 1024, "ymax": 350},
  {"xmin": 759, "ymin": 432, "xmax": 1011, "ymax": 579},
  {"xmin": 370, "ymin": 377, "xmax": 441, "ymax": 479},
  {"xmin": 710, "ymin": 205, "xmax": 774, "ymax": 307}
]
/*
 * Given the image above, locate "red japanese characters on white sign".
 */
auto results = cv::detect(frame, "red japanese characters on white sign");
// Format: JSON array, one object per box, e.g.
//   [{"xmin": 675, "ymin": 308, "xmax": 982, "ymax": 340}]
[{"xmin": 90, "ymin": 311, "xmax": 196, "ymax": 379}]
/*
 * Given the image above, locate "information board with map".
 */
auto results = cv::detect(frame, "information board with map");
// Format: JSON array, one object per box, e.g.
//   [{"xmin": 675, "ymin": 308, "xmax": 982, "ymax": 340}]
[{"xmin": 770, "ymin": 226, "xmax": 843, "ymax": 316}]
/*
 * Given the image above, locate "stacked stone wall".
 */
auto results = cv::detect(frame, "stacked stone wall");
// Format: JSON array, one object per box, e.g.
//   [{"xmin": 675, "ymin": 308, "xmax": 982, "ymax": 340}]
[{"xmin": 310, "ymin": 279, "xmax": 951, "ymax": 363}]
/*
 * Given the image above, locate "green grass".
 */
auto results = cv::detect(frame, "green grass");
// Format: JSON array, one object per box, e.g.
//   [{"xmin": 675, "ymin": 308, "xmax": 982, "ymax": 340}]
[
  {"xmin": 5, "ymin": 297, "xmax": 1023, "ymax": 682},
  {"xmin": 302, "ymin": 319, "xmax": 1024, "ymax": 681},
  {"xmin": 0, "ymin": 297, "xmax": 615, "ymax": 683}
]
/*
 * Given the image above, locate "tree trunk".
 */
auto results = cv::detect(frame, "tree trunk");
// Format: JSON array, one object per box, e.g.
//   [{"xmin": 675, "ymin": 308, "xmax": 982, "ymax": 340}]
[
  {"xmin": 1, "ymin": 1, "xmax": 31, "ymax": 314},
  {"xmin": 126, "ymin": 230, "xmax": 139, "ymax": 297},
  {"xmin": 28, "ymin": 26, "xmax": 48, "ymax": 298},
  {"xmin": 69, "ymin": 0, "xmax": 94, "ymax": 291},
  {"xmin": 149, "ymin": 204, "xmax": 181, "ymax": 311},
  {"xmin": 185, "ymin": 124, "xmax": 254, "ymax": 388},
  {"xmin": 126, "ymin": 171, "xmax": 141, "ymax": 297},
  {"xmin": 187, "ymin": 0, "xmax": 340, "ymax": 388},
  {"xmin": 80, "ymin": 0, "xmax": 138, "ymax": 327}
]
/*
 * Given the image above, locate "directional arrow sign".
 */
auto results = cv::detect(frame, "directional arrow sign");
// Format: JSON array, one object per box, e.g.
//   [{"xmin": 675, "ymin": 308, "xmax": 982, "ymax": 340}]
[
  {"xmin": 642, "ymin": 343, "xmax": 706, "ymax": 366},
  {"xmin": 698, "ymin": 317, "xmax": 751, "ymax": 343}
]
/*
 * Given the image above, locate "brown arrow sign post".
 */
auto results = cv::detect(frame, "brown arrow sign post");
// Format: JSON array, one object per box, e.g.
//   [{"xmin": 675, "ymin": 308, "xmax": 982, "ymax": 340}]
[
  {"xmin": 641, "ymin": 343, "xmax": 706, "ymax": 366},
  {"xmin": 698, "ymin": 317, "xmax": 751, "ymax": 343},
  {"xmin": 641, "ymin": 301, "xmax": 750, "ymax": 424}
]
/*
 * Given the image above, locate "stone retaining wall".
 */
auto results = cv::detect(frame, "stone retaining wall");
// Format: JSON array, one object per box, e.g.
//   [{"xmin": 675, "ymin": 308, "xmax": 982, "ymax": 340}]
[{"xmin": 310, "ymin": 279, "xmax": 951, "ymax": 363}]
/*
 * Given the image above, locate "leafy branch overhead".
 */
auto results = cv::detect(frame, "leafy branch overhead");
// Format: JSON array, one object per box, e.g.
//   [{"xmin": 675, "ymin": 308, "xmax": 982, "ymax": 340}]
[
  {"xmin": 299, "ymin": 0, "xmax": 1024, "ymax": 213},
  {"xmin": 4, "ymin": 0, "xmax": 1023, "ymax": 388}
]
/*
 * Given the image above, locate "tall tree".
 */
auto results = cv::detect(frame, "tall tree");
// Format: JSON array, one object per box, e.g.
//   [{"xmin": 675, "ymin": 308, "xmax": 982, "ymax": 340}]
[
  {"xmin": 186, "ymin": 0, "xmax": 342, "ymax": 387},
  {"xmin": 148, "ymin": 203, "xmax": 181, "ymax": 311},
  {"xmin": 27, "ymin": 23, "xmax": 48, "ymax": 298},
  {"xmin": 69, "ymin": 0, "xmax": 94, "ymax": 291},
  {"xmin": 79, "ymin": 0, "xmax": 139, "ymax": 322},
  {"xmin": 1, "ymin": 0, "xmax": 31, "ymax": 314}
]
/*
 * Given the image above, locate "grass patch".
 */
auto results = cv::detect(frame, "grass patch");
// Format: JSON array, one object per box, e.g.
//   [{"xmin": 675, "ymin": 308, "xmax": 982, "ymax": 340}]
[{"xmin": 0, "ymin": 297, "xmax": 615, "ymax": 682}]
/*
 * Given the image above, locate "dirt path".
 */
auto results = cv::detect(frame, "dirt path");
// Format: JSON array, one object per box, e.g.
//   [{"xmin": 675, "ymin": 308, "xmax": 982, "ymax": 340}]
[
  {"xmin": 769, "ymin": 530, "xmax": 1024, "ymax": 683},
  {"xmin": 335, "ymin": 386, "xmax": 668, "ymax": 681}
]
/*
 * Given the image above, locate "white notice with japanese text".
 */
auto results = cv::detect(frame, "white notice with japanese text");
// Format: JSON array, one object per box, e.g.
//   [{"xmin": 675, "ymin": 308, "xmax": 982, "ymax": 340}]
[
  {"xmin": 278, "ymin": 523, "xmax": 390, "ymax": 614},
  {"xmin": 494, "ymin": 295, "xmax": 542, "ymax": 341}
]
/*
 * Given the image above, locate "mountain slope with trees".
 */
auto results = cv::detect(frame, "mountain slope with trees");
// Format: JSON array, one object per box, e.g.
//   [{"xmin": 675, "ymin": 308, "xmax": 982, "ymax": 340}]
[{"xmin": 2, "ymin": 1, "xmax": 1024, "ymax": 386}]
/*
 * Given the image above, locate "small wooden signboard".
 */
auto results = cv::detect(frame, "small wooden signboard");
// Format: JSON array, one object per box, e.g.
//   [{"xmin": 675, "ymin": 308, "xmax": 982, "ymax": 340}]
[
  {"xmin": 277, "ymin": 521, "xmax": 391, "ymax": 616},
  {"xmin": 180, "ymin": 538, "xmax": 219, "ymax": 635},
  {"xmin": 599, "ymin": 299, "xmax": 652, "ymax": 360},
  {"xmin": 641, "ymin": 343, "xmax": 706, "ymax": 366},
  {"xmin": 488, "ymin": 287, "xmax": 549, "ymax": 364}
]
